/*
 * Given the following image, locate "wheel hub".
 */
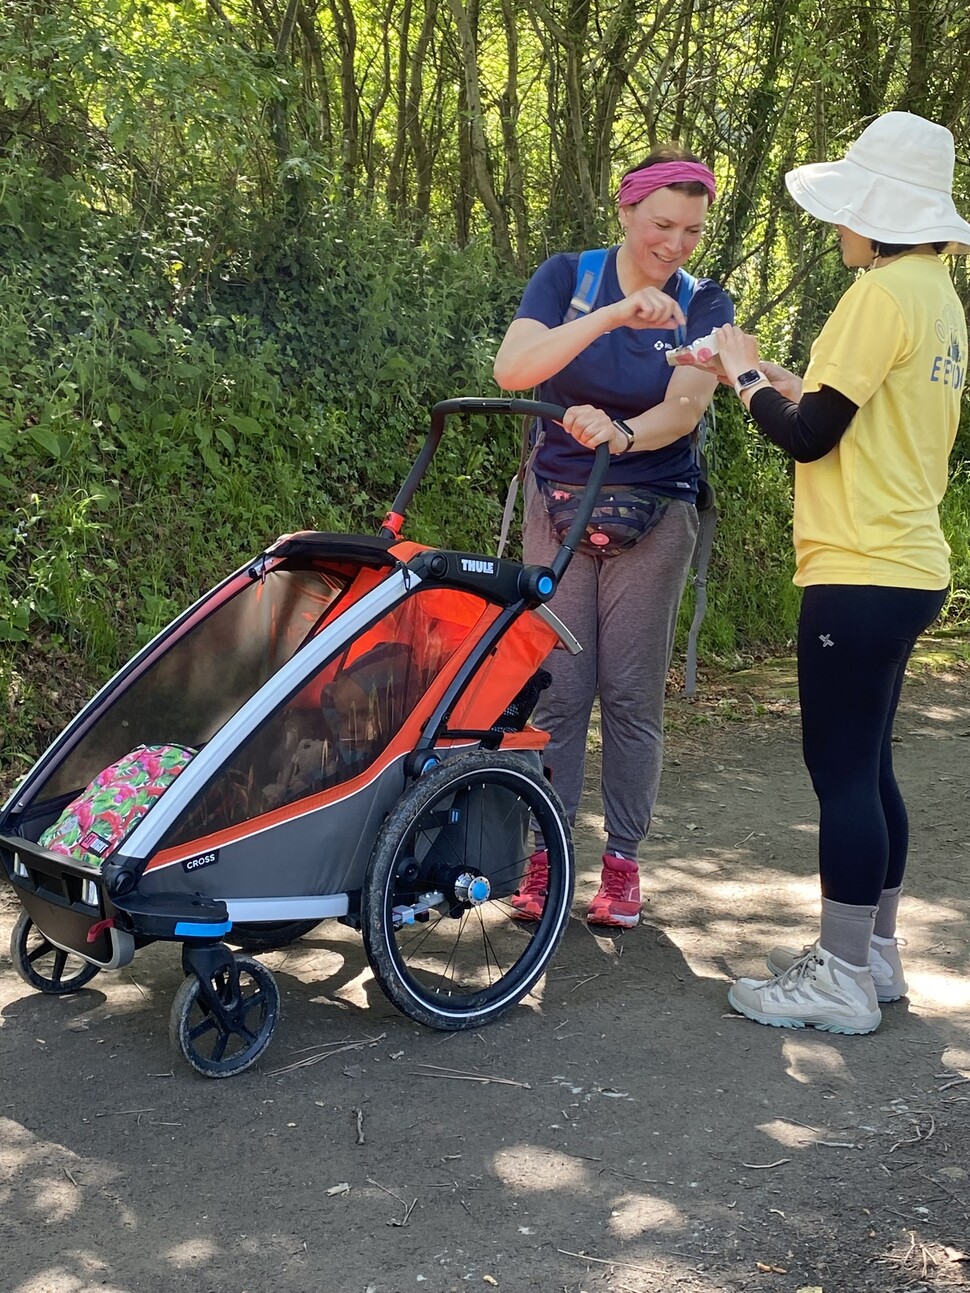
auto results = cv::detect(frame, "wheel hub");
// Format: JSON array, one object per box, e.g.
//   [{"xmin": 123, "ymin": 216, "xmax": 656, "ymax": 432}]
[{"xmin": 453, "ymin": 872, "xmax": 491, "ymax": 906}]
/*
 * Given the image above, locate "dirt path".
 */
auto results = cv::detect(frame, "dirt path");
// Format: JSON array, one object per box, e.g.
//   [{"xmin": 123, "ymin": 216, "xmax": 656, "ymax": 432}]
[{"xmin": 2, "ymin": 662, "xmax": 968, "ymax": 1293}]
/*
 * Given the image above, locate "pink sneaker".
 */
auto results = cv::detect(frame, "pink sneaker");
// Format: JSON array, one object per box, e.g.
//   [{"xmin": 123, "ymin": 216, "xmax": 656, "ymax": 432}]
[
  {"xmin": 586, "ymin": 853, "xmax": 641, "ymax": 928},
  {"xmin": 510, "ymin": 849, "xmax": 549, "ymax": 921}
]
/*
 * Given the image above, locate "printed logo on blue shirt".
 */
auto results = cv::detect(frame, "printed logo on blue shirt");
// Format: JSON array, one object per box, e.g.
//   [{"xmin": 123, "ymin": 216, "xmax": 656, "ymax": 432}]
[{"xmin": 930, "ymin": 306, "xmax": 965, "ymax": 389}]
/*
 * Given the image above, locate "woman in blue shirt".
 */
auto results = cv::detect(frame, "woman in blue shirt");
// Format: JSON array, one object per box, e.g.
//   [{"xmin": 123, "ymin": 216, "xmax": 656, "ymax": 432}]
[{"xmin": 493, "ymin": 145, "xmax": 734, "ymax": 927}]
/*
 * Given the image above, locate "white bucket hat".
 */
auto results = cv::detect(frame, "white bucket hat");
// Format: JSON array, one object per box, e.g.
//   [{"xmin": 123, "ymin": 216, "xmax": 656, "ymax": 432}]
[{"xmin": 786, "ymin": 112, "xmax": 970, "ymax": 253}]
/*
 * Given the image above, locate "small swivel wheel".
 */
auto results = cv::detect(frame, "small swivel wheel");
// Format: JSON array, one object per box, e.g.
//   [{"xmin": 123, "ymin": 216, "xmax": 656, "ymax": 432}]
[
  {"xmin": 169, "ymin": 946, "xmax": 280, "ymax": 1078},
  {"xmin": 10, "ymin": 912, "xmax": 101, "ymax": 994}
]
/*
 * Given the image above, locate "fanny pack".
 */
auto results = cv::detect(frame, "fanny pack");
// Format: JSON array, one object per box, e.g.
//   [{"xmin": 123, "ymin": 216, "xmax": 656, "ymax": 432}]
[{"xmin": 537, "ymin": 475, "xmax": 671, "ymax": 557}]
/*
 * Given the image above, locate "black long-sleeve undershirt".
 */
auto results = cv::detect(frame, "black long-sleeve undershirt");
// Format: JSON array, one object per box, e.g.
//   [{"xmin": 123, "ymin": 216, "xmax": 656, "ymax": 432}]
[{"xmin": 747, "ymin": 384, "xmax": 859, "ymax": 462}]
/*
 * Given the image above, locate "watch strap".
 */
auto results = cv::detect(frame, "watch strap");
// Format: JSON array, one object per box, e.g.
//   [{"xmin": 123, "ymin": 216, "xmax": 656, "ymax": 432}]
[
  {"xmin": 612, "ymin": 419, "xmax": 636, "ymax": 453},
  {"xmin": 734, "ymin": 370, "xmax": 768, "ymax": 396}
]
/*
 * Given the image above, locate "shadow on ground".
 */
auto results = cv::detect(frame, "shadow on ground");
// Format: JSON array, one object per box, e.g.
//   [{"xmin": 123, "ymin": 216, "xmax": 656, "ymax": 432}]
[{"xmin": 1, "ymin": 654, "xmax": 968, "ymax": 1293}]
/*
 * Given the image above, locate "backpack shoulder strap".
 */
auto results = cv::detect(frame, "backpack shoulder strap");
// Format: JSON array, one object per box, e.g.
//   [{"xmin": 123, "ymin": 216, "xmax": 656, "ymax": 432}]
[
  {"xmin": 686, "ymin": 272, "xmax": 715, "ymax": 454},
  {"xmin": 563, "ymin": 248, "xmax": 609, "ymax": 323},
  {"xmin": 672, "ymin": 269, "xmax": 713, "ymax": 451},
  {"xmin": 673, "ymin": 269, "xmax": 697, "ymax": 347},
  {"xmin": 673, "ymin": 267, "xmax": 720, "ymax": 698},
  {"xmin": 499, "ymin": 247, "xmax": 608, "ymax": 556}
]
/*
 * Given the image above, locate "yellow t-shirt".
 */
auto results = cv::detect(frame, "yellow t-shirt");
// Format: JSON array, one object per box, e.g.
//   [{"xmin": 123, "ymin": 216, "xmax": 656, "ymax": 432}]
[{"xmin": 793, "ymin": 254, "xmax": 967, "ymax": 588}]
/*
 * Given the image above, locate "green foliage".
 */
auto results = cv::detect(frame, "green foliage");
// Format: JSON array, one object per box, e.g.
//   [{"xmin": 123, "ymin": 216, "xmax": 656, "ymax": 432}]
[
  {"xmin": 3, "ymin": 0, "xmax": 970, "ymax": 781},
  {"xmin": 679, "ymin": 392, "xmax": 802, "ymax": 660},
  {"xmin": 0, "ymin": 162, "xmax": 519, "ymax": 700},
  {"xmin": 940, "ymin": 463, "xmax": 970, "ymax": 627}
]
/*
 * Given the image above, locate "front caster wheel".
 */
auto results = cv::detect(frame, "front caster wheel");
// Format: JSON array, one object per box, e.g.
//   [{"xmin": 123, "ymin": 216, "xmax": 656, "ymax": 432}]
[
  {"xmin": 10, "ymin": 912, "xmax": 102, "ymax": 994},
  {"xmin": 169, "ymin": 952, "xmax": 280, "ymax": 1078},
  {"xmin": 361, "ymin": 750, "xmax": 573, "ymax": 1031}
]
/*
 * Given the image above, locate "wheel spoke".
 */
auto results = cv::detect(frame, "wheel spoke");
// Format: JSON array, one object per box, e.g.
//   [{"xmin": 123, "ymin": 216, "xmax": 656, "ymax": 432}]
[
  {"xmin": 172, "ymin": 957, "xmax": 280, "ymax": 1076},
  {"xmin": 12, "ymin": 916, "xmax": 101, "ymax": 995},
  {"xmin": 413, "ymin": 814, "xmax": 466, "ymax": 871},
  {"xmin": 432, "ymin": 911, "xmax": 468, "ymax": 994},
  {"xmin": 230, "ymin": 1018, "xmax": 259, "ymax": 1045},
  {"xmin": 188, "ymin": 1012, "xmax": 219, "ymax": 1042},
  {"xmin": 237, "ymin": 984, "xmax": 266, "ymax": 1012},
  {"xmin": 363, "ymin": 751, "xmax": 573, "ymax": 1027},
  {"xmin": 228, "ymin": 992, "xmax": 266, "ymax": 1042},
  {"xmin": 27, "ymin": 938, "xmax": 54, "ymax": 964},
  {"xmin": 487, "ymin": 857, "xmax": 531, "ymax": 886},
  {"xmin": 395, "ymin": 916, "xmax": 443, "ymax": 962},
  {"xmin": 474, "ymin": 905, "xmax": 509, "ymax": 984}
]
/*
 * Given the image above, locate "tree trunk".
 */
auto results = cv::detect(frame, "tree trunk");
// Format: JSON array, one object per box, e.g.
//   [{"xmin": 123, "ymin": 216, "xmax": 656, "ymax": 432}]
[{"xmin": 447, "ymin": 0, "xmax": 514, "ymax": 260}]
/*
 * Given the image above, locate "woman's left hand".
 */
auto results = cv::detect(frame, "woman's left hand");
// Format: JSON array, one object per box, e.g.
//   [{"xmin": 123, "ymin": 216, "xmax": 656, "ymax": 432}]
[
  {"xmin": 712, "ymin": 323, "xmax": 761, "ymax": 385},
  {"xmin": 562, "ymin": 405, "xmax": 630, "ymax": 455}
]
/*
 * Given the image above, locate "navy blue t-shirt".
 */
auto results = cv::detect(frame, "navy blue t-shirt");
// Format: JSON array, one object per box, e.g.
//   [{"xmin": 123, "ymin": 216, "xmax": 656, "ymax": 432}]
[{"xmin": 514, "ymin": 247, "xmax": 734, "ymax": 494}]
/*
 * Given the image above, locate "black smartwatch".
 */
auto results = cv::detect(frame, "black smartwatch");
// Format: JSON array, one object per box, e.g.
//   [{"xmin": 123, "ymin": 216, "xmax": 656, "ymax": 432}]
[
  {"xmin": 734, "ymin": 369, "xmax": 768, "ymax": 396},
  {"xmin": 611, "ymin": 419, "xmax": 636, "ymax": 453}
]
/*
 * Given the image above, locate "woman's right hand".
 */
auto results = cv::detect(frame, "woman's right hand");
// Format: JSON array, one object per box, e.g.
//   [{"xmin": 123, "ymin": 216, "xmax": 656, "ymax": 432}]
[
  {"xmin": 562, "ymin": 405, "xmax": 631, "ymax": 454},
  {"xmin": 607, "ymin": 287, "xmax": 686, "ymax": 332},
  {"xmin": 757, "ymin": 361, "xmax": 803, "ymax": 403},
  {"xmin": 714, "ymin": 325, "xmax": 805, "ymax": 404}
]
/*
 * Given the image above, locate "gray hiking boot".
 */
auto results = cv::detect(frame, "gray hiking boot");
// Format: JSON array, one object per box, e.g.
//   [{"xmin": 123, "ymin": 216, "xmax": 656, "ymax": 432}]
[
  {"xmin": 766, "ymin": 935, "xmax": 907, "ymax": 1003},
  {"xmin": 729, "ymin": 945, "xmax": 882, "ymax": 1035}
]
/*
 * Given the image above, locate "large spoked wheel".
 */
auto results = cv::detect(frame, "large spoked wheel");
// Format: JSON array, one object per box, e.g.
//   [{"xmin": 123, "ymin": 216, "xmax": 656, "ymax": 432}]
[
  {"xmin": 169, "ymin": 953, "xmax": 280, "ymax": 1078},
  {"xmin": 361, "ymin": 750, "xmax": 573, "ymax": 1030},
  {"xmin": 10, "ymin": 912, "xmax": 102, "ymax": 994},
  {"xmin": 228, "ymin": 920, "xmax": 321, "ymax": 954}
]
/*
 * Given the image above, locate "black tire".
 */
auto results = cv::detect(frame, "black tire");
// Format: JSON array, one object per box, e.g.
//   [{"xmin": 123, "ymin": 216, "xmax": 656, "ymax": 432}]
[
  {"xmin": 10, "ymin": 912, "xmax": 102, "ymax": 994},
  {"xmin": 228, "ymin": 919, "xmax": 321, "ymax": 953},
  {"xmin": 361, "ymin": 750, "xmax": 573, "ymax": 1030},
  {"xmin": 169, "ymin": 953, "xmax": 280, "ymax": 1078}
]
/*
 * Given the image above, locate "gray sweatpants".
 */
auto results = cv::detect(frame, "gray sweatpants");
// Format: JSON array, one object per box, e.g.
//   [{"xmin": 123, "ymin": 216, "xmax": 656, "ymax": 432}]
[{"xmin": 524, "ymin": 473, "xmax": 699, "ymax": 859}]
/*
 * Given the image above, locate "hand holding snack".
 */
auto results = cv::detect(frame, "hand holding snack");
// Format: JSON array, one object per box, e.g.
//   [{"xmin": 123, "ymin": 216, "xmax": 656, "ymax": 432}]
[
  {"xmin": 711, "ymin": 322, "xmax": 763, "ymax": 385},
  {"xmin": 665, "ymin": 330, "xmax": 726, "ymax": 376}
]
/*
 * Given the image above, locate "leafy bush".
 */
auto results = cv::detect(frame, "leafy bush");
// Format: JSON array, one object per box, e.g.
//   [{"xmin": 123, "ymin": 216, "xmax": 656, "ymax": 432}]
[{"xmin": 2, "ymin": 160, "xmax": 968, "ymax": 782}]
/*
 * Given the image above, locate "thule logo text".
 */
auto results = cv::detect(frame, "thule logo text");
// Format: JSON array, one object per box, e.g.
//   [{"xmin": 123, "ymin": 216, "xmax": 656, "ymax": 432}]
[{"xmin": 460, "ymin": 558, "xmax": 496, "ymax": 574}]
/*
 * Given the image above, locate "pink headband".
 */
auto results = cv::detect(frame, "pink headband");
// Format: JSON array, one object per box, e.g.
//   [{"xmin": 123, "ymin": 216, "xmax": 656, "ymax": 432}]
[{"xmin": 618, "ymin": 161, "xmax": 717, "ymax": 207}]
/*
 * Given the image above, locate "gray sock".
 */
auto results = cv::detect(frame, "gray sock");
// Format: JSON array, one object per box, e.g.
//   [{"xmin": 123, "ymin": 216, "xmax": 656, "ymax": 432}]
[
  {"xmin": 873, "ymin": 886, "xmax": 902, "ymax": 940},
  {"xmin": 819, "ymin": 898, "xmax": 877, "ymax": 967}
]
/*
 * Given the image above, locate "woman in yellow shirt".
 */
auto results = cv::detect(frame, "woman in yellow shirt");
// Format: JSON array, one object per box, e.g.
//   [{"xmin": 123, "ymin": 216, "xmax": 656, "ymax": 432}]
[{"xmin": 715, "ymin": 112, "xmax": 970, "ymax": 1034}]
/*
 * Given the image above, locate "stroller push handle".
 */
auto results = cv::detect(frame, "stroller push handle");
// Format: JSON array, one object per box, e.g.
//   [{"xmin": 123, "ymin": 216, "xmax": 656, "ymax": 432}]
[{"xmin": 381, "ymin": 397, "xmax": 610, "ymax": 580}]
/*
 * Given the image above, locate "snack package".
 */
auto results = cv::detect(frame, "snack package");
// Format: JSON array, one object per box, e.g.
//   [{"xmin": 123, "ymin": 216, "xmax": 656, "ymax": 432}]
[{"xmin": 665, "ymin": 330, "xmax": 724, "ymax": 374}]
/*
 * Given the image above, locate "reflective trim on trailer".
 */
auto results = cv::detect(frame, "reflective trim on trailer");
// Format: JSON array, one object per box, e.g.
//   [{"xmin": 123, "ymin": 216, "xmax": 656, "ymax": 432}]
[
  {"xmin": 33, "ymin": 924, "xmax": 136, "ymax": 971},
  {"xmin": 3, "ymin": 558, "xmax": 285, "ymax": 818},
  {"xmin": 174, "ymin": 920, "xmax": 233, "ymax": 938},
  {"xmin": 121, "ymin": 567, "xmax": 423, "ymax": 860},
  {"xmin": 225, "ymin": 895, "xmax": 350, "ymax": 921},
  {"xmin": 142, "ymin": 740, "xmax": 478, "ymax": 872}
]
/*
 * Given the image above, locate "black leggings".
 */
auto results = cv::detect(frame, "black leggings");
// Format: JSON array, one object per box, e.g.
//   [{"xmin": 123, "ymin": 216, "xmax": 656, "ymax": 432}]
[{"xmin": 798, "ymin": 584, "xmax": 947, "ymax": 905}]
